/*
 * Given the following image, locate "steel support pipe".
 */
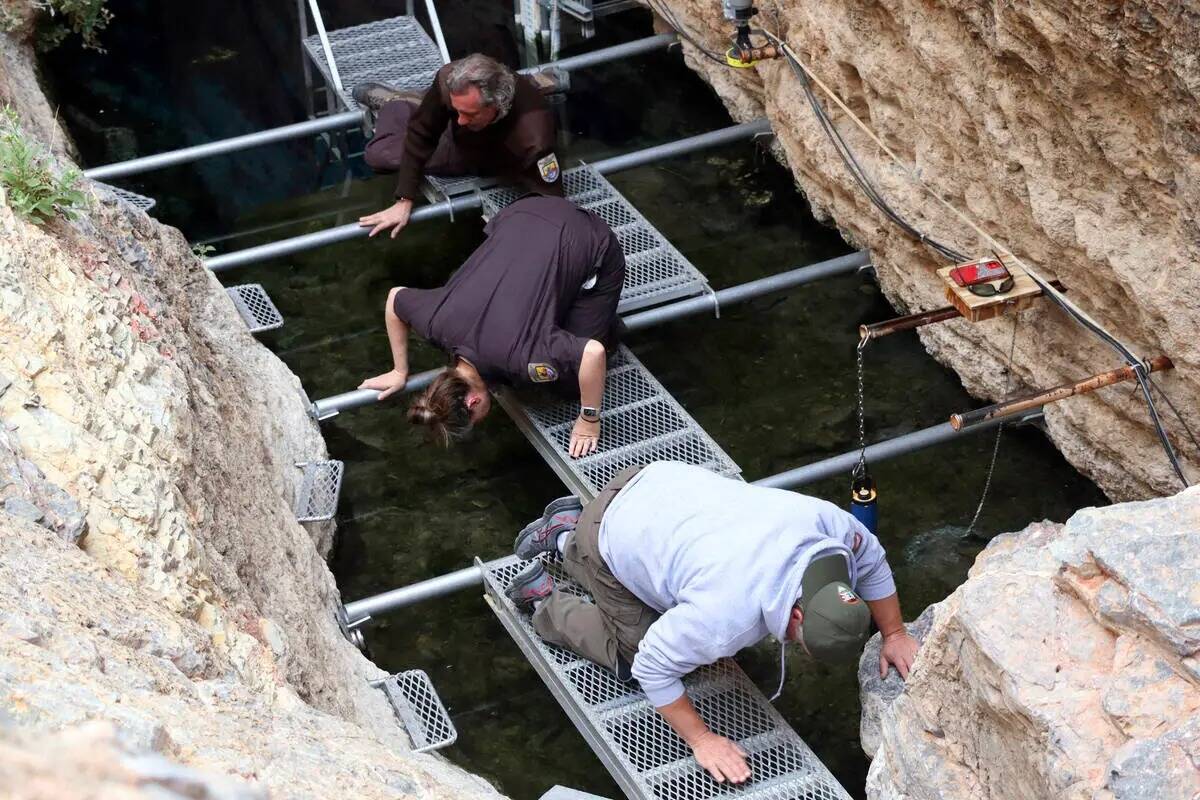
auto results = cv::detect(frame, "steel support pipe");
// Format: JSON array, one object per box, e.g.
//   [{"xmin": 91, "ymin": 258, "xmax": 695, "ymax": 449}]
[
  {"xmin": 339, "ymin": 397, "xmax": 1036, "ymax": 624},
  {"xmin": 309, "ymin": 248, "xmax": 867, "ymax": 419},
  {"xmin": 84, "ymin": 112, "xmax": 366, "ymax": 181},
  {"xmin": 752, "ymin": 409, "xmax": 1044, "ymax": 491},
  {"xmin": 83, "ymin": 34, "xmax": 679, "ymax": 183},
  {"xmin": 207, "ymin": 118, "xmax": 772, "ymax": 271},
  {"xmin": 342, "ymin": 565, "xmax": 484, "ymax": 623}
]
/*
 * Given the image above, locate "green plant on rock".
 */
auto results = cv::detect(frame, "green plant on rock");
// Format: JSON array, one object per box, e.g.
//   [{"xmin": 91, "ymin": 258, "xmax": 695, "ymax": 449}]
[
  {"xmin": 0, "ymin": 0, "xmax": 112, "ymax": 51},
  {"xmin": 0, "ymin": 106, "xmax": 86, "ymax": 224},
  {"xmin": 191, "ymin": 243, "xmax": 215, "ymax": 259}
]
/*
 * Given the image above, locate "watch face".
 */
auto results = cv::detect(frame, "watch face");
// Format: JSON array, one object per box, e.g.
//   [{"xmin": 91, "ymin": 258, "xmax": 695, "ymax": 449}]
[{"xmin": 581, "ymin": 407, "xmax": 600, "ymax": 420}]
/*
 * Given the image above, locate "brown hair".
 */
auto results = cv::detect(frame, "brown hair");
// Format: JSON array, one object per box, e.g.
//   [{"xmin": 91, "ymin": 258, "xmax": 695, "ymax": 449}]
[{"xmin": 408, "ymin": 371, "xmax": 473, "ymax": 446}]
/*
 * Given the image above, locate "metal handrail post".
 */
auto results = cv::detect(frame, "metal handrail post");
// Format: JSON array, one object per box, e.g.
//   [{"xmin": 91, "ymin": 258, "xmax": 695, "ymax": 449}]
[
  {"xmin": 205, "ymin": 119, "xmax": 771, "ymax": 271},
  {"xmin": 307, "ymin": 0, "xmax": 344, "ymax": 92},
  {"xmin": 309, "ymin": 249, "xmax": 866, "ymax": 419},
  {"xmin": 424, "ymin": 0, "xmax": 452, "ymax": 63},
  {"xmin": 339, "ymin": 407, "xmax": 1042, "ymax": 623}
]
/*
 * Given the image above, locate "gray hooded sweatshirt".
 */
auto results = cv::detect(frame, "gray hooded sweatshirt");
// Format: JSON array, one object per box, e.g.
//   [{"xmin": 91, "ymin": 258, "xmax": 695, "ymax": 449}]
[{"xmin": 598, "ymin": 461, "xmax": 897, "ymax": 707}]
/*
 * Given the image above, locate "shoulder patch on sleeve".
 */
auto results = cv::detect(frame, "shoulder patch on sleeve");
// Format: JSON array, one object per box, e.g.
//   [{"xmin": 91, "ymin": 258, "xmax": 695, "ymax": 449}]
[
  {"xmin": 537, "ymin": 153, "xmax": 560, "ymax": 183},
  {"xmin": 528, "ymin": 362, "xmax": 559, "ymax": 383}
]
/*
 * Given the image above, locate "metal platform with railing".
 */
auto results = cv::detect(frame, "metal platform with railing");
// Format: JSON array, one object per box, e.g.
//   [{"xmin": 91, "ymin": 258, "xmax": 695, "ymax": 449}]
[{"xmin": 480, "ymin": 553, "xmax": 851, "ymax": 800}]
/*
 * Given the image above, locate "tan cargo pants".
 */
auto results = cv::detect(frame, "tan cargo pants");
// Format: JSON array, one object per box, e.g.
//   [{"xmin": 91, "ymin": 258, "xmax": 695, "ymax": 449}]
[{"xmin": 532, "ymin": 466, "xmax": 659, "ymax": 675}]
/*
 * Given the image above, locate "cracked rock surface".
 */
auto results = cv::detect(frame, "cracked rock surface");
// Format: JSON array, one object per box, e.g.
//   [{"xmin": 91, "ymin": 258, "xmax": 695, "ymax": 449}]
[{"xmin": 859, "ymin": 488, "xmax": 1200, "ymax": 799}]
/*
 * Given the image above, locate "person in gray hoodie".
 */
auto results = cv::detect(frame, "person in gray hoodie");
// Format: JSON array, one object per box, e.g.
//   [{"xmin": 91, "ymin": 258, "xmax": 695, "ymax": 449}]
[{"xmin": 506, "ymin": 461, "xmax": 920, "ymax": 785}]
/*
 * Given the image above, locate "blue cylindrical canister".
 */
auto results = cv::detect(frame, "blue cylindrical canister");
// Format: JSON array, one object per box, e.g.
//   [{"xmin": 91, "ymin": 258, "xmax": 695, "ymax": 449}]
[{"xmin": 850, "ymin": 473, "xmax": 878, "ymax": 534}]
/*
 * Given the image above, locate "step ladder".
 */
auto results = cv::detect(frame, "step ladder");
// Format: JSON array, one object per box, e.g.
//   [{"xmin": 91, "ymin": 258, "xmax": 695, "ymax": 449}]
[
  {"xmin": 373, "ymin": 669, "xmax": 458, "ymax": 753},
  {"xmin": 226, "ymin": 284, "xmax": 284, "ymax": 334},
  {"xmin": 479, "ymin": 553, "xmax": 852, "ymax": 800},
  {"xmin": 496, "ymin": 346, "xmax": 739, "ymax": 501},
  {"xmin": 482, "ymin": 165, "xmax": 714, "ymax": 314},
  {"xmin": 299, "ymin": 4, "xmax": 446, "ymax": 114}
]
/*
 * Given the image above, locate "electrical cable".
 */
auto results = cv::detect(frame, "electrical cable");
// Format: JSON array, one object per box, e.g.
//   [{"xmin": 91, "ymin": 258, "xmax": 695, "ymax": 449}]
[
  {"xmin": 760, "ymin": 29, "xmax": 1190, "ymax": 489},
  {"xmin": 646, "ymin": 0, "xmax": 730, "ymax": 66}
]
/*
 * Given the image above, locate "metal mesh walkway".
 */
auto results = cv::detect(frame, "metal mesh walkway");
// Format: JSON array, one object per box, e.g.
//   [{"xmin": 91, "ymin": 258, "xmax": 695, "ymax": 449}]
[
  {"xmin": 422, "ymin": 174, "xmax": 494, "ymax": 204},
  {"xmin": 480, "ymin": 553, "xmax": 852, "ymax": 800},
  {"xmin": 496, "ymin": 346, "xmax": 739, "ymax": 501},
  {"xmin": 481, "ymin": 165, "xmax": 713, "ymax": 313},
  {"xmin": 376, "ymin": 669, "xmax": 458, "ymax": 753},
  {"xmin": 302, "ymin": 16, "xmax": 443, "ymax": 111}
]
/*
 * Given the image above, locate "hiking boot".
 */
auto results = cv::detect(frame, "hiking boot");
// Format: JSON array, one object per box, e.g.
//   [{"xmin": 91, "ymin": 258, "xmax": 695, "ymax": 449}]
[
  {"xmin": 514, "ymin": 495, "xmax": 583, "ymax": 560},
  {"xmin": 351, "ymin": 82, "xmax": 423, "ymax": 111},
  {"xmin": 505, "ymin": 561, "xmax": 555, "ymax": 611}
]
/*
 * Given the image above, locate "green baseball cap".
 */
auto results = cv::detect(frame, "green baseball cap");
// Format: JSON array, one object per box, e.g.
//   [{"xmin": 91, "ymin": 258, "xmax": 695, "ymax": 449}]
[{"xmin": 798, "ymin": 554, "xmax": 871, "ymax": 663}]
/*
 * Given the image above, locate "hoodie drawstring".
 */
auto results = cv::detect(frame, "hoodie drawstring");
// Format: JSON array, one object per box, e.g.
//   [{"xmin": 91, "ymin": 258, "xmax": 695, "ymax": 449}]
[{"xmin": 769, "ymin": 641, "xmax": 786, "ymax": 702}]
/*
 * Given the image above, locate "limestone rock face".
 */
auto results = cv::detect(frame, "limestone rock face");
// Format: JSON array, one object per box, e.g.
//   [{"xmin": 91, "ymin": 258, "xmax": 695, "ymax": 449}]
[
  {"xmin": 0, "ymin": 33, "xmax": 501, "ymax": 800},
  {"xmin": 859, "ymin": 489, "xmax": 1200, "ymax": 799},
  {"xmin": 653, "ymin": 0, "xmax": 1200, "ymax": 500}
]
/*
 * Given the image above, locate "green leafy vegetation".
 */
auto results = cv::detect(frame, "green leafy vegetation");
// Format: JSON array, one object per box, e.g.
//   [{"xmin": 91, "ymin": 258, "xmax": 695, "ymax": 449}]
[
  {"xmin": 191, "ymin": 243, "xmax": 216, "ymax": 258},
  {"xmin": 0, "ymin": 106, "xmax": 86, "ymax": 224},
  {"xmin": 0, "ymin": 0, "xmax": 112, "ymax": 51}
]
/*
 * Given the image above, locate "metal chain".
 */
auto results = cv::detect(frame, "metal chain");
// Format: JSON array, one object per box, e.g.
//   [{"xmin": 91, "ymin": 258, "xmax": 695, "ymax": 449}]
[
  {"xmin": 964, "ymin": 316, "xmax": 1021, "ymax": 537},
  {"xmin": 853, "ymin": 334, "xmax": 869, "ymax": 481}
]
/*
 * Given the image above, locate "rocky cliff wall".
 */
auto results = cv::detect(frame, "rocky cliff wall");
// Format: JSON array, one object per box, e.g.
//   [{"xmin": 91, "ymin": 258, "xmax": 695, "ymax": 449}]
[
  {"xmin": 858, "ymin": 489, "xmax": 1200, "ymax": 799},
  {"xmin": 0, "ymin": 30, "xmax": 501, "ymax": 800},
  {"xmin": 653, "ymin": 1, "xmax": 1200, "ymax": 500}
]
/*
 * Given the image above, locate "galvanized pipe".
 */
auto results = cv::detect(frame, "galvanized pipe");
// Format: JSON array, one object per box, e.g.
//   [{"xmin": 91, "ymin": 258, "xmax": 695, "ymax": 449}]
[
  {"xmin": 208, "ymin": 118, "xmax": 772, "ymax": 271},
  {"xmin": 309, "ymin": 248, "xmax": 864, "ymax": 419},
  {"xmin": 84, "ymin": 112, "xmax": 365, "ymax": 181},
  {"xmin": 82, "ymin": 34, "xmax": 679, "ymax": 182},
  {"xmin": 339, "ymin": 398, "xmax": 1040, "ymax": 624},
  {"xmin": 343, "ymin": 565, "xmax": 484, "ymax": 622},
  {"xmin": 752, "ymin": 409, "xmax": 1044, "ymax": 490}
]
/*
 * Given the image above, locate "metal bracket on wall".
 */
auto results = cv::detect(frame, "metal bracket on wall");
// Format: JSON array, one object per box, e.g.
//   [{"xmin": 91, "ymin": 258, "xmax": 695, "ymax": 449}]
[
  {"xmin": 293, "ymin": 460, "xmax": 344, "ymax": 522},
  {"xmin": 226, "ymin": 284, "xmax": 284, "ymax": 334}
]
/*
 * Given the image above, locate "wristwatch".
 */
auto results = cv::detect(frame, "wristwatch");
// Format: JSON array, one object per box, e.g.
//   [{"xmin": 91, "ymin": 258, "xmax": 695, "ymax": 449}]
[{"xmin": 580, "ymin": 405, "xmax": 601, "ymax": 422}]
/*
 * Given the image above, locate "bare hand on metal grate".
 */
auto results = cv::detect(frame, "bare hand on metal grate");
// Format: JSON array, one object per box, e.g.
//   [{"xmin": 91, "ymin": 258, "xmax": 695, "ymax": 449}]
[
  {"xmin": 691, "ymin": 731, "xmax": 751, "ymax": 784},
  {"xmin": 568, "ymin": 417, "xmax": 600, "ymax": 458},
  {"xmin": 358, "ymin": 368, "xmax": 409, "ymax": 400}
]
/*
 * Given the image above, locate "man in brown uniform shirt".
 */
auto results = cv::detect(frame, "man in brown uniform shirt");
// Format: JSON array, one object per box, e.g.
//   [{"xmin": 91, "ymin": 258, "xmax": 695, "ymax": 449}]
[
  {"xmin": 359, "ymin": 195, "xmax": 624, "ymax": 456},
  {"xmin": 357, "ymin": 53, "xmax": 564, "ymax": 238}
]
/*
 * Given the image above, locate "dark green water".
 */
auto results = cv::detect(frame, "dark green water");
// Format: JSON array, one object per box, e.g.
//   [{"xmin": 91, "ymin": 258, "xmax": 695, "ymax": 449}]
[{"xmin": 45, "ymin": 4, "xmax": 1108, "ymax": 798}]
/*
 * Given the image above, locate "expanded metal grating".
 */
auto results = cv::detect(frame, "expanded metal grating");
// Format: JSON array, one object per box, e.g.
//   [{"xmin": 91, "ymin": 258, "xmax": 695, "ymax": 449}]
[
  {"xmin": 293, "ymin": 460, "xmax": 344, "ymax": 522},
  {"xmin": 481, "ymin": 165, "xmax": 713, "ymax": 314},
  {"xmin": 480, "ymin": 553, "xmax": 852, "ymax": 800},
  {"xmin": 378, "ymin": 669, "xmax": 458, "ymax": 753},
  {"xmin": 421, "ymin": 174, "xmax": 496, "ymax": 204},
  {"xmin": 226, "ymin": 284, "xmax": 284, "ymax": 334},
  {"xmin": 94, "ymin": 181, "xmax": 156, "ymax": 212},
  {"xmin": 302, "ymin": 16, "xmax": 443, "ymax": 111},
  {"xmin": 497, "ymin": 346, "xmax": 740, "ymax": 501}
]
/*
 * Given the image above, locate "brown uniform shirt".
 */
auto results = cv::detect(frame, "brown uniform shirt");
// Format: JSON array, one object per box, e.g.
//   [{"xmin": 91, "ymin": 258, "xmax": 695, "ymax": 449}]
[
  {"xmin": 393, "ymin": 65, "xmax": 564, "ymax": 200},
  {"xmin": 392, "ymin": 196, "xmax": 624, "ymax": 389}
]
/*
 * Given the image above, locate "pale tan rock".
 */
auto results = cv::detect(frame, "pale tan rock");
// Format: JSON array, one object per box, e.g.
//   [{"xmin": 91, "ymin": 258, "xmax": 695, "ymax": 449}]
[
  {"xmin": 0, "ymin": 29, "xmax": 504, "ymax": 799},
  {"xmin": 860, "ymin": 488, "xmax": 1200, "ymax": 799},
  {"xmin": 651, "ymin": 0, "xmax": 1200, "ymax": 501}
]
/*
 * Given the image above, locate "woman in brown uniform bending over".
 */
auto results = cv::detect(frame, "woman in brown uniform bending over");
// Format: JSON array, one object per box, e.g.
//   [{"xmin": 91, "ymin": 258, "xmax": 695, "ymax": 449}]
[{"xmin": 359, "ymin": 194, "xmax": 625, "ymax": 458}]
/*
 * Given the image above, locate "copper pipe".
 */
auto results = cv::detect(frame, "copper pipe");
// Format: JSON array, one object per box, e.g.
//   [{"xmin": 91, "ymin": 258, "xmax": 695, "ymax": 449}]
[
  {"xmin": 859, "ymin": 280, "xmax": 1067, "ymax": 341},
  {"xmin": 950, "ymin": 355, "xmax": 1173, "ymax": 431}
]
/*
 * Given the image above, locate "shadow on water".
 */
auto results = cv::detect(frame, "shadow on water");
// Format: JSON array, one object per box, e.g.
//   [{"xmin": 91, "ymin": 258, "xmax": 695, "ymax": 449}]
[{"xmin": 43, "ymin": 3, "xmax": 1108, "ymax": 798}]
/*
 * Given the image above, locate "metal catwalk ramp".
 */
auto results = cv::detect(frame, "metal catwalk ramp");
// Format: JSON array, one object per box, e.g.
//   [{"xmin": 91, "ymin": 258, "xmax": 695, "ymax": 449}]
[
  {"xmin": 302, "ymin": 16, "xmax": 443, "ymax": 111},
  {"xmin": 496, "ymin": 346, "xmax": 740, "ymax": 501},
  {"xmin": 480, "ymin": 553, "xmax": 852, "ymax": 800},
  {"xmin": 482, "ymin": 165, "xmax": 713, "ymax": 313}
]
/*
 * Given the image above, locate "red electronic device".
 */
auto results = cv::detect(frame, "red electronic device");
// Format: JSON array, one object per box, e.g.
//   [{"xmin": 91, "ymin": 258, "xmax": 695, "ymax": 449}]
[{"xmin": 949, "ymin": 259, "xmax": 1010, "ymax": 288}]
